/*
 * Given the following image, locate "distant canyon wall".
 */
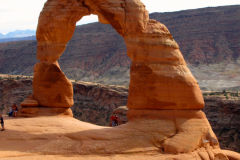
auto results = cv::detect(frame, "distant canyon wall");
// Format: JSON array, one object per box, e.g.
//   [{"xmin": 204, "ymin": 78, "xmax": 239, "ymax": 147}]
[{"xmin": 0, "ymin": 5, "xmax": 240, "ymax": 90}]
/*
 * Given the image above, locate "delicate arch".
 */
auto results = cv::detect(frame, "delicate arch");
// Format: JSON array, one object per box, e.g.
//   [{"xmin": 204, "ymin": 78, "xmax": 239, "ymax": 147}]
[{"xmin": 32, "ymin": 0, "xmax": 204, "ymax": 110}]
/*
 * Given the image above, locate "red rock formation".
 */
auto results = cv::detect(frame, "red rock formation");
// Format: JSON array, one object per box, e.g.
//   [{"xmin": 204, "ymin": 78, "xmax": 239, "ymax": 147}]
[
  {"xmin": 25, "ymin": 0, "xmax": 239, "ymax": 158},
  {"xmin": 33, "ymin": 61, "xmax": 73, "ymax": 107},
  {"xmin": 34, "ymin": 0, "xmax": 204, "ymax": 110}
]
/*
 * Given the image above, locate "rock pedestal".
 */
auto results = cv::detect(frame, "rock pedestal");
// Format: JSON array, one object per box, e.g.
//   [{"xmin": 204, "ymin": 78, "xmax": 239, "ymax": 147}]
[
  {"xmin": 19, "ymin": 95, "xmax": 73, "ymax": 117},
  {"xmin": 18, "ymin": 106, "xmax": 73, "ymax": 117}
]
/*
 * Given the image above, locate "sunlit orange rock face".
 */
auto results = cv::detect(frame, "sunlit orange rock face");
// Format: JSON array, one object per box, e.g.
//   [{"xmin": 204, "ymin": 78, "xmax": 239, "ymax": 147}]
[
  {"xmin": 34, "ymin": 0, "xmax": 204, "ymax": 110},
  {"xmin": 125, "ymin": 23, "xmax": 204, "ymax": 110},
  {"xmin": 24, "ymin": 0, "xmax": 240, "ymax": 158},
  {"xmin": 33, "ymin": 61, "xmax": 73, "ymax": 107}
]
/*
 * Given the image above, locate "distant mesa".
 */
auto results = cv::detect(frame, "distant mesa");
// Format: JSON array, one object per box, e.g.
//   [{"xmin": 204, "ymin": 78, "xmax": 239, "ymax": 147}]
[{"xmin": 0, "ymin": 29, "xmax": 36, "ymax": 43}]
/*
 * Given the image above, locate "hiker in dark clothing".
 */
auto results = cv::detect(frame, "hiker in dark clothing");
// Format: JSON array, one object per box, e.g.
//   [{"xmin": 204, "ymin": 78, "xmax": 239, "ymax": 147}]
[
  {"xmin": 8, "ymin": 107, "xmax": 13, "ymax": 117},
  {"xmin": 0, "ymin": 115, "xmax": 5, "ymax": 131}
]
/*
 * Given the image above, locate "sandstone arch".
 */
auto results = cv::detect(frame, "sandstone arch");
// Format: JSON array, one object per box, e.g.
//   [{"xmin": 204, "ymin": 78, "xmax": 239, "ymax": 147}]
[
  {"xmin": 16, "ymin": 0, "xmax": 240, "ymax": 158},
  {"xmin": 32, "ymin": 0, "xmax": 204, "ymax": 110}
]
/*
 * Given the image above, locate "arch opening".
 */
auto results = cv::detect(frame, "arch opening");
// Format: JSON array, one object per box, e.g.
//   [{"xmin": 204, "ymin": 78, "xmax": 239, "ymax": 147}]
[{"xmin": 59, "ymin": 13, "xmax": 129, "ymax": 86}]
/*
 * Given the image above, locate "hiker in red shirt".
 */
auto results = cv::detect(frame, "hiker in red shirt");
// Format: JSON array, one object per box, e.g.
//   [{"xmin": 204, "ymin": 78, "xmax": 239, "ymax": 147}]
[
  {"xmin": 114, "ymin": 115, "xmax": 119, "ymax": 126},
  {"xmin": 111, "ymin": 114, "xmax": 116, "ymax": 127}
]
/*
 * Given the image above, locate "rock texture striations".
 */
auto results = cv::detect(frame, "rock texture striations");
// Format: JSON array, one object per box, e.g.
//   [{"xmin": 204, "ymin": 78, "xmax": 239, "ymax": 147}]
[{"xmin": 12, "ymin": 0, "xmax": 240, "ymax": 159}]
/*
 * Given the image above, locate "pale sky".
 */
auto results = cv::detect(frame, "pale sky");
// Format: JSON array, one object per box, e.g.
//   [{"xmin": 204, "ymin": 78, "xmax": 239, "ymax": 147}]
[{"xmin": 0, "ymin": 0, "xmax": 239, "ymax": 34}]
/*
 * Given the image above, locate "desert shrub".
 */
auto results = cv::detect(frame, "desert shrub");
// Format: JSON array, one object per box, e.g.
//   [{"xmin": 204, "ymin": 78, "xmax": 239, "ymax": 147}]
[
  {"xmin": 20, "ymin": 98, "xmax": 24, "ymax": 102},
  {"xmin": 237, "ymin": 91, "xmax": 239, "ymax": 97},
  {"xmin": 223, "ymin": 89, "xmax": 226, "ymax": 93},
  {"xmin": 226, "ymin": 95, "xmax": 229, "ymax": 99},
  {"xmin": 230, "ymin": 93, "xmax": 235, "ymax": 97},
  {"xmin": 203, "ymin": 93, "xmax": 208, "ymax": 96},
  {"xmin": 7, "ymin": 77, "xmax": 14, "ymax": 81},
  {"xmin": 209, "ymin": 92, "xmax": 215, "ymax": 95},
  {"xmin": 0, "ymin": 76, "xmax": 2, "ymax": 80},
  {"xmin": 216, "ymin": 92, "xmax": 221, "ymax": 95},
  {"xmin": 75, "ymin": 79, "xmax": 78, "ymax": 82},
  {"xmin": 16, "ymin": 76, "xmax": 20, "ymax": 80},
  {"xmin": 224, "ymin": 93, "xmax": 228, "ymax": 96}
]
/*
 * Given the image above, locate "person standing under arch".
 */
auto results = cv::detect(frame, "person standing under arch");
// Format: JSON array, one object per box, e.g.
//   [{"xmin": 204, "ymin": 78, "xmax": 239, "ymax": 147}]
[{"xmin": 111, "ymin": 114, "xmax": 116, "ymax": 127}]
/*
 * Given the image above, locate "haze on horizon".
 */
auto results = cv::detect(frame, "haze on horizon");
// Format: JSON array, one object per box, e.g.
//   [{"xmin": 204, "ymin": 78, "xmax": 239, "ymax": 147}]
[{"xmin": 0, "ymin": 0, "xmax": 239, "ymax": 34}]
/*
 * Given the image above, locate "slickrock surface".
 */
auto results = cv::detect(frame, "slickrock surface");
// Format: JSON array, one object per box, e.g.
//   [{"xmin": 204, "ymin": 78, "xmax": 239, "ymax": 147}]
[{"xmin": 1, "ymin": 115, "xmax": 239, "ymax": 160}]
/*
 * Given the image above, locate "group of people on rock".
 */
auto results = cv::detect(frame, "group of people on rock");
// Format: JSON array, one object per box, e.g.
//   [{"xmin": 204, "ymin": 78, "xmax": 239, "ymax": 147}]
[
  {"xmin": 8, "ymin": 103, "xmax": 18, "ymax": 117},
  {"xmin": 110, "ymin": 114, "xmax": 119, "ymax": 127},
  {"xmin": 0, "ymin": 104, "xmax": 19, "ymax": 131}
]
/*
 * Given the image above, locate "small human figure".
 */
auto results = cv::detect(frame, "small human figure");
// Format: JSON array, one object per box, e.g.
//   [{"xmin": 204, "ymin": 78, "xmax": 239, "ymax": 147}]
[
  {"xmin": 0, "ymin": 115, "xmax": 5, "ymax": 131},
  {"xmin": 12, "ymin": 104, "xmax": 18, "ymax": 117},
  {"xmin": 111, "ymin": 114, "xmax": 116, "ymax": 127},
  {"xmin": 115, "ymin": 115, "xmax": 119, "ymax": 126},
  {"xmin": 8, "ymin": 107, "xmax": 13, "ymax": 117}
]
